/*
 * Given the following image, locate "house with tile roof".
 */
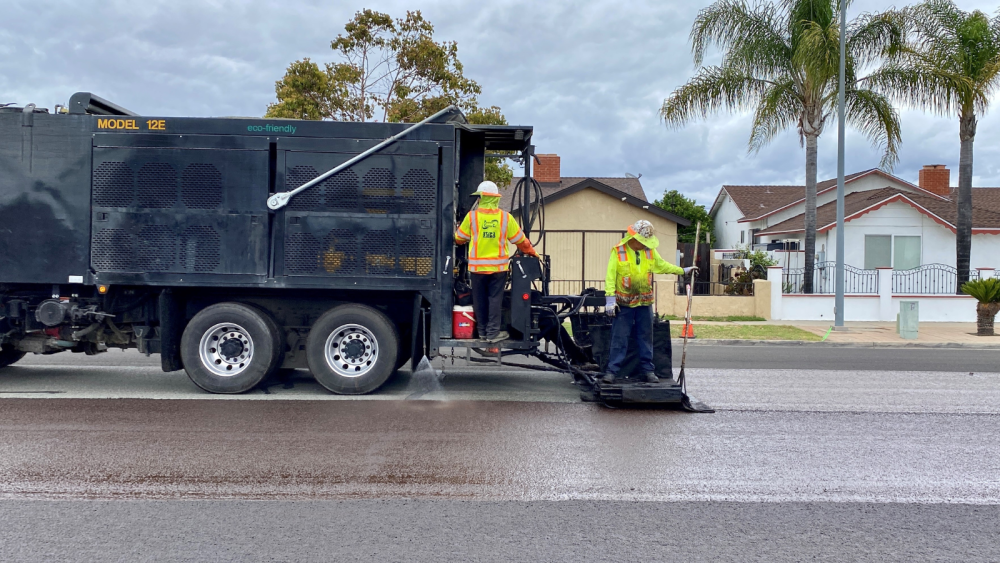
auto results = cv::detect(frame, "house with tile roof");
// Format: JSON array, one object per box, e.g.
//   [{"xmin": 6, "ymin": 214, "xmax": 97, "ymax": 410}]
[
  {"xmin": 501, "ymin": 154, "xmax": 689, "ymax": 295},
  {"xmin": 710, "ymin": 165, "xmax": 1000, "ymax": 272}
]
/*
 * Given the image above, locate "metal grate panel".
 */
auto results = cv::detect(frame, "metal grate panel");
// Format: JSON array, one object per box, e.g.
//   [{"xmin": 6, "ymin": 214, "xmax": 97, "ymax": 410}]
[
  {"xmin": 325, "ymin": 170, "xmax": 360, "ymax": 211},
  {"xmin": 400, "ymin": 169, "xmax": 436, "ymax": 215},
  {"xmin": 363, "ymin": 230, "xmax": 396, "ymax": 275},
  {"xmin": 399, "ymin": 235, "xmax": 433, "ymax": 277},
  {"xmin": 287, "ymin": 166, "xmax": 323, "ymax": 211},
  {"xmin": 136, "ymin": 163, "xmax": 178, "ymax": 208},
  {"xmin": 362, "ymin": 168, "xmax": 395, "ymax": 214},
  {"xmin": 92, "ymin": 228, "xmax": 134, "ymax": 271},
  {"xmin": 181, "ymin": 163, "xmax": 223, "ymax": 209},
  {"xmin": 180, "ymin": 226, "xmax": 221, "ymax": 273},
  {"xmin": 136, "ymin": 225, "xmax": 176, "ymax": 271},
  {"xmin": 93, "ymin": 162, "xmax": 134, "ymax": 207},
  {"xmin": 285, "ymin": 232, "xmax": 321, "ymax": 274},
  {"xmin": 320, "ymin": 229, "xmax": 358, "ymax": 275}
]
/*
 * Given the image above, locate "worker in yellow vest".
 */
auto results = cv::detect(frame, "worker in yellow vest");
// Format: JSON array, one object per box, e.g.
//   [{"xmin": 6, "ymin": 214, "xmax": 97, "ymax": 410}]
[
  {"xmin": 455, "ymin": 180, "xmax": 539, "ymax": 343},
  {"xmin": 602, "ymin": 220, "xmax": 697, "ymax": 383}
]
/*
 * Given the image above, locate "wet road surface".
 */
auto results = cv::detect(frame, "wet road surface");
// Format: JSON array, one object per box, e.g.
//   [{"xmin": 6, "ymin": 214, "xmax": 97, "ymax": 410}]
[
  {"xmin": 1, "ymin": 398, "xmax": 999, "ymax": 503},
  {"xmin": 2, "ymin": 348, "xmax": 1000, "ymax": 560}
]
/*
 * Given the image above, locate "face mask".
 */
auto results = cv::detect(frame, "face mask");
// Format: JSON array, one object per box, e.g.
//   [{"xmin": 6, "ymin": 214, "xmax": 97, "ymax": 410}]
[{"xmin": 478, "ymin": 195, "xmax": 501, "ymax": 209}]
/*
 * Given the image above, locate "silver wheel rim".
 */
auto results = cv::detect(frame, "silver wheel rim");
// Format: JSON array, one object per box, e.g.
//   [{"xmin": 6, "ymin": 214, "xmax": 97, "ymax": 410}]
[
  {"xmin": 199, "ymin": 323, "xmax": 255, "ymax": 377},
  {"xmin": 324, "ymin": 323, "xmax": 379, "ymax": 378}
]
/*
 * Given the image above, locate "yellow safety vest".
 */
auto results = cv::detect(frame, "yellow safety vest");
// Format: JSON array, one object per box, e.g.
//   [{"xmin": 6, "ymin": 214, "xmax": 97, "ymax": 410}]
[
  {"xmin": 455, "ymin": 208, "xmax": 526, "ymax": 273},
  {"xmin": 606, "ymin": 244, "xmax": 684, "ymax": 307}
]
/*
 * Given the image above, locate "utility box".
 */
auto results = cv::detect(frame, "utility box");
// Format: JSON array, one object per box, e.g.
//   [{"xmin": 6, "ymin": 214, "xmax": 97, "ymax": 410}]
[{"xmin": 899, "ymin": 300, "xmax": 919, "ymax": 340}]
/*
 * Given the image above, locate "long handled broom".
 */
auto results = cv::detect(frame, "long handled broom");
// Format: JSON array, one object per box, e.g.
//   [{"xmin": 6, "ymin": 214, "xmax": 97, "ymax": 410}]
[{"xmin": 678, "ymin": 222, "xmax": 713, "ymax": 413}]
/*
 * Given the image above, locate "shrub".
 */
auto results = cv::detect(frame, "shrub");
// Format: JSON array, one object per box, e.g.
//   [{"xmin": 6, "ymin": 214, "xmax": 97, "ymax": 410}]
[{"xmin": 962, "ymin": 278, "xmax": 1000, "ymax": 336}]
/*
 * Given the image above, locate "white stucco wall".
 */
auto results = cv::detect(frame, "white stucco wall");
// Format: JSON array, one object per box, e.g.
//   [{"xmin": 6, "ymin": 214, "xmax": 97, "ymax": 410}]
[
  {"xmin": 972, "ymin": 233, "xmax": 1000, "ymax": 269},
  {"xmin": 821, "ymin": 201, "xmax": 996, "ymax": 269},
  {"xmin": 776, "ymin": 294, "xmax": 979, "ymax": 322},
  {"xmin": 712, "ymin": 192, "xmax": 747, "ymax": 249},
  {"xmin": 823, "ymin": 201, "xmax": 951, "ymax": 268}
]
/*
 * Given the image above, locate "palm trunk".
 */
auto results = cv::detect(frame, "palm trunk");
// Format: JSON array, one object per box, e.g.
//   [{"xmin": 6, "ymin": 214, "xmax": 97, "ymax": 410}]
[
  {"xmin": 803, "ymin": 133, "xmax": 818, "ymax": 294},
  {"xmin": 977, "ymin": 302, "xmax": 999, "ymax": 336},
  {"xmin": 956, "ymin": 110, "xmax": 976, "ymax": 292}
]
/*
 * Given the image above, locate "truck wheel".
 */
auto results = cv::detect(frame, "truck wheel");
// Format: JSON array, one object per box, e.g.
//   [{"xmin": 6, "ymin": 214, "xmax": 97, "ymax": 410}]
[
  {"xmin": 180, "ymin": 303, "xmax": 280, "ymax": 393},
  {"xmin": 307, "ymin": 304, "xmax": 399, "ymax": 394},
  {"xmin": 244, "ymin": 303, "xmax": 286, "ymax": 376},
  {"xmin": 0, "ymin": 345, "xmax": 25, "ymax": 369}
]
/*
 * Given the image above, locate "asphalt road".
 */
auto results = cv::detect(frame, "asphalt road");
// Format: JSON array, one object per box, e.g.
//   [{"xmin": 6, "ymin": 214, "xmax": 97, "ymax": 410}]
[{"xmin": 2, "ymin": 346, "xmax": 1000, "ymax": 561}]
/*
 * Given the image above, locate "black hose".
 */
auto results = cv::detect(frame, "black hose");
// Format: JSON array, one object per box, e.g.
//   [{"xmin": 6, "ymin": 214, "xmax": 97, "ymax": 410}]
[
  {"xmin": 535, "ymin": 306, "xmax": 596, "ymax": 385},
  {"xmin": 508, "ymin": 176, "xmax": 545, "ymax": 247}
]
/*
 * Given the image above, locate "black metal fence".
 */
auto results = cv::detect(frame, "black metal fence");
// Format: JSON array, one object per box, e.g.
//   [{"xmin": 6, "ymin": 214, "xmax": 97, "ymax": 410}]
[
  {"xmin": 671, "ymin": 263, "xmax": 767, "ymax": 296},
  {"xmin": 783, "ymin": 262, "xmax": 878, "ymax": 294},
  {"xmin": 892, "ymin": 263, "xmax": 960, "ymax": 294},
  {"xmin": 675, "ymin": 280, "xmax": 755, "ymax": 296},
  {"xmin": 781, "ymin": 262, "xmax": 991, "ymax": 294},
  {"xmin": 548, "ymin": 279, "xmax": 610, "ymax": 296}
]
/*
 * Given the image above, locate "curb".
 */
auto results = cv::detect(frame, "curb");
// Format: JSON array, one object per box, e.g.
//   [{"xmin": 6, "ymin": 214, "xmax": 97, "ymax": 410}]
[{"xmin": 673, "ymin": 338, "xmax": 1000, "ymax": 349}]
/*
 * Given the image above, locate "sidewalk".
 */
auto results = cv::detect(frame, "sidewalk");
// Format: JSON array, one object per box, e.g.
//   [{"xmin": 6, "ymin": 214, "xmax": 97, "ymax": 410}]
[{"xmin": 686, "ymin": 320, "xmax": 1000, "ymax": 348}]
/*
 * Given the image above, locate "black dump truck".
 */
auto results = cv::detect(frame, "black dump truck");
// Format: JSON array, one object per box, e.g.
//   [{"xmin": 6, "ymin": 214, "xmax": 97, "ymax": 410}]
[{"xmin": 0, "ymin": 93, "xmax": 705, "ymax": 408}]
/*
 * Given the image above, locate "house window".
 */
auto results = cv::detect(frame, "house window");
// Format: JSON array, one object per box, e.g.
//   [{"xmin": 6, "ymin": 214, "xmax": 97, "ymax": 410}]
[
  {"xmin": 740, "ymin": 230, "xmax": 745, "ymax": 244},
  {"xmin": 864, "ymin": 235, "xmax": 891, "ymax": 269},
  {"xmin": 893, "ymin": 236, "xmax": 921, "ymax": 271},
  {"xmin": 864, "ymin": 235, "xmax": 922, "ymax": 270}
]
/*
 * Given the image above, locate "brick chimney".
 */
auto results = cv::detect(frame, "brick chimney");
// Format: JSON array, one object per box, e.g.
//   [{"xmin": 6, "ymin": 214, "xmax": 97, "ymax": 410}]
[
  {"xmin": 532, "ymin": 154, "xmax": 561, "ymax": 184},
  {"xmin": 918, "ymin": 164, "xmax": 951, "ymax": 196}
]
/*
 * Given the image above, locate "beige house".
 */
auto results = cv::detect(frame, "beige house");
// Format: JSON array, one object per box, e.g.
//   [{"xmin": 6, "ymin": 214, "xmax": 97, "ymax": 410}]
[{"xmin": 502, "ymin": 154, "xmax": 689, "ymax": 301}]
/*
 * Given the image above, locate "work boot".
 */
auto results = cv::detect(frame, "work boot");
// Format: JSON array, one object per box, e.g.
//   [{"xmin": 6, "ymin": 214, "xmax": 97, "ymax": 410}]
[
  {"xmin": 487, "ymin": 331, "xmax": 509, "ymax": 343},
  {"xmin": 643, "ymin": 372, "xmax": 659, "ymax": 383},
  {"xmin": 600, "ymin": 372, "xmax": 616, "ymax": 384}
]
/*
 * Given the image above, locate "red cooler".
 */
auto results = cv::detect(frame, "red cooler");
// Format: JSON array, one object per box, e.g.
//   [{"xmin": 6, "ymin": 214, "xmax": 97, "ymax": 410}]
[{"xmin": 452, "ymin": 305, "xmax": 475, "ymax": 339}]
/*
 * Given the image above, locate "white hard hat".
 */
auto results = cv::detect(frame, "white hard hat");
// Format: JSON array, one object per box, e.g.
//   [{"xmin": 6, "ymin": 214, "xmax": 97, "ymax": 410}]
[{"xmin": 474, "ymin": 180, "xmax": 500, "ymax": 196}]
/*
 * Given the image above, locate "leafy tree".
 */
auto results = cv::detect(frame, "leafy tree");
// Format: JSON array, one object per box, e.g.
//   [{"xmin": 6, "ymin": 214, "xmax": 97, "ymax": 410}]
[
  {"xmin": 874, "ymin": 1, "xmax": 1000, "ymax": 288},
  {"xmin": 653, "ymin": 190, "xmax": 715, "ymax": 243},
  {"xmin": 266, "ymin": 9, "xmax": 511, "ymax": 184},
  {"xmin": 660, "ymin": 0, "xmax": 905, "ymax": 293}
]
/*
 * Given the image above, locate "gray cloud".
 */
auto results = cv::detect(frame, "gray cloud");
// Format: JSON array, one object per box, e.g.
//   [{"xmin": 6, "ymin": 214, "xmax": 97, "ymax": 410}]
[{"xmin": 3, "ymin": 0, "xmax": 999, "ymax": 206}]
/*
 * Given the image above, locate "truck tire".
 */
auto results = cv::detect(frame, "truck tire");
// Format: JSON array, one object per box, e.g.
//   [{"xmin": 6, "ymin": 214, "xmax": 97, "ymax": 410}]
[
  {"xmin": 307, "ymin": 304, "xmax": 399, "ymax": 394},
  {"xmin": 0, "ymin": 345, "xmax": 25, "ymax": 369},
  {"xmin": 180, "ymin": 302, "xmax": 280, "ymax": 394},
  {"xmin": 244, "ymin": 303, "xmax": 286, "ymax": 375}
]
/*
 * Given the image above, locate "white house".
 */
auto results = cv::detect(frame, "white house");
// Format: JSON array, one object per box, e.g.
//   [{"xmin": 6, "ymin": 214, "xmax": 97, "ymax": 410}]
[{"xmin": 710, "ymin": 165, "xmax": 1000, "ymax": 272}]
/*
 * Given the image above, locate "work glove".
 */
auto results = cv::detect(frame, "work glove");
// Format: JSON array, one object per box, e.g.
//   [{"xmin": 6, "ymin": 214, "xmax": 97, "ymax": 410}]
[
  {"xmin": 683, "ymin": 266, "xmax": 699, "ymax": 276},
  {"xmin": 605, "ymin": 296, "xmax": 617, "ymax": 317}
]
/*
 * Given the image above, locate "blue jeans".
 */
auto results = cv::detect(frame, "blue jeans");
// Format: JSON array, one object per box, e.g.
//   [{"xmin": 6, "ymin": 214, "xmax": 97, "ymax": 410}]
[{"xmin": 607, "ymin": 305, "xmax": 655, "ymax": 375}]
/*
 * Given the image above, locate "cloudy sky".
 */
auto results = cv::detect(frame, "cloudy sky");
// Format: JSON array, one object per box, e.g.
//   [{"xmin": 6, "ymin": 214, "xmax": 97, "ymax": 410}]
[{"xmin": 3, "ymin": 0, "xmax": 999, "ymax": 206}]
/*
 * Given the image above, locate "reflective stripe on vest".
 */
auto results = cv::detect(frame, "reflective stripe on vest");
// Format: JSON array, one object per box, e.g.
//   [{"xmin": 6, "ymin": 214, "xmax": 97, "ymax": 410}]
[
  {"xmin": 469, "ymin": 209, "xmax": 480, "ymax": 258},
  {"xmin": 616, "ymin": 246, "xmax": 652, "ymax": 262},
  {"xmin": 499, "ymin": 211, "xmax": 509, "ymax": 259}
]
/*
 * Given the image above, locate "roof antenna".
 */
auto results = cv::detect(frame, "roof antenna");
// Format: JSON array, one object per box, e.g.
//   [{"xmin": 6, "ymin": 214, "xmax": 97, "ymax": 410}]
[{"xmin": 625, "ymin": 172, "xmax": 642, "ymax": 179}]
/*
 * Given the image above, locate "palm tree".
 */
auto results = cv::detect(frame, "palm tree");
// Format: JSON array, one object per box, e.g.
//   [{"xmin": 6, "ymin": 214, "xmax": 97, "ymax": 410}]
[
  {"xmin": 661, "ymin": 0, "xmax": 903, "ymax": 293},
  {"xmin": 875, "ymin": 1, "xmax": 1000, "ymax": 289}
]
